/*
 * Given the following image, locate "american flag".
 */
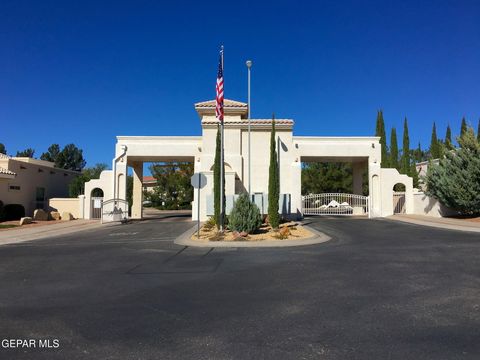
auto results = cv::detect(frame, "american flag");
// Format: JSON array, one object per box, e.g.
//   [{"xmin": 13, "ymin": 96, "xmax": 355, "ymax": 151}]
[{"xmin": 216, "ymin": 48, "xmax": 224, "ymax": 122}]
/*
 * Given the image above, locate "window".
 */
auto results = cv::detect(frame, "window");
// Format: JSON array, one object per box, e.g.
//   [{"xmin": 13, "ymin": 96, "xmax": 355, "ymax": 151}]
[
  {"xmin": 9, "ymin": 185, "xmax": 21, "ymax": 191},
  {"xmin": 35, "ymin": 187, "xmax": 46, "ymax": 210}
]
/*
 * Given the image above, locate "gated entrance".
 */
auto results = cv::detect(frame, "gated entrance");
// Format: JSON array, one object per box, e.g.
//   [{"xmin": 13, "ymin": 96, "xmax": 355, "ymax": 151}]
[
  {"xmin": 393, "ymin": 192, "xmax": 406, "ymax": 214},
  {"xmin": 302, "ymin": 193, "xmax": 369, "ymax": 216}
]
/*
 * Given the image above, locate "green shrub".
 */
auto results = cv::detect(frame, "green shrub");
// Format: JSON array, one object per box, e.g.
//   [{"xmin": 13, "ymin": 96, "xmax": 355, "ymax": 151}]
[
  {"xmin": 4, "ymin": 204, "xmax": 25, "ymax": 221},
  {"xmin": 228, "ymin": 193, "xmax": 262, "ymax": 234},
  {"xmin": 0, "ymin": 200, "xmax": 5, "ymax": 221},
  {"xmin": 203, "ymin": 216, "xmax": 216, "ymax": 231}
]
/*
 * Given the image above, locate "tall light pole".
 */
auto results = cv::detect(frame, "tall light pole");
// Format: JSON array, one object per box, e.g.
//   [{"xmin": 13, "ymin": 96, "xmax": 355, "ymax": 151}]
[{"xmin": 246, "ymin": 60, "xmax": 252, "ymax": 197}]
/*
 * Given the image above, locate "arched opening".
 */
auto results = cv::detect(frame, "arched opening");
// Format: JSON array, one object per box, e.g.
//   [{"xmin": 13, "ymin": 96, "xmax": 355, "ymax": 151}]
[
  {"xmin": 392, "ymin": 183, "xmax": 406, "ymax": 214},
  {"xmin": 209, "ymin": 162, "xmax": 233, "ymax": 171},
  {"xmin": 90, "ymin": 188, "xmax": 104, "ymax": 219}
]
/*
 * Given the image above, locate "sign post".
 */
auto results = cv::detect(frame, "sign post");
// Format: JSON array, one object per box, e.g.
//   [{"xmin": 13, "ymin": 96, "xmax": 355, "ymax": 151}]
[{"xmin": 191, "ymin": 173, "xmax": 207, "ymax": 239}]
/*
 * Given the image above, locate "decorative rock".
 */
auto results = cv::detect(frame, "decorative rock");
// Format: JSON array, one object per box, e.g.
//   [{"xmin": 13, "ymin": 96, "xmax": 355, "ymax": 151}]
[
  {"xmin": 49, "ymin": 211, "xmax": 61, "ymax": 221},
  {"xmin": 33, "ymin": 209, "xmax": 49, "ymax": 221},
  {"xmin": 19, "ymin": 217, "xmax": 33, "ymax": 226},
  {"xmin": 61, "ymin": 212, "xmax": 74, "ymax": 221}
]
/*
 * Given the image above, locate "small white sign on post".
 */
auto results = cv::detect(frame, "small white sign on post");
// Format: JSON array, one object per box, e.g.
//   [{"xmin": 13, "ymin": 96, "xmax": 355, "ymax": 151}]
[{"xmin": 191, "ymin": 173, "xmax": 207, "ymax": 239}]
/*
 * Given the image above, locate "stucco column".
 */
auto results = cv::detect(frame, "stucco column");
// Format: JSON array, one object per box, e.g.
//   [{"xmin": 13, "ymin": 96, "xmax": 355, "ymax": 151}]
[
  {"xmin": 131, "ymin": 161, "xmax": 143, "ymax": 219},
  {"xmin": 368, "ymin": 160, "xmax": 381, "ymax": 218},
  {"xmin": 352, "ymin": 162, "xmax": 364, "ymax": 195}
]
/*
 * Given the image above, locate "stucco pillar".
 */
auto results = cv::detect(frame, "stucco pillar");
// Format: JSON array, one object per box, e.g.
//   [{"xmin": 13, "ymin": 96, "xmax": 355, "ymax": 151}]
[
  {"xmin": 290, "ymin": 159, "xmax": 302, "ymax": 220},
  {"xmin": 131, "ymin": 161, "xmax": 143, "ymax": 219},
  {"xmin": 352, "ymin": 162, "xmax": 364, "ymax": 195},
  {"xmin": 368, "ymin": 160, "xmax": 381, "ymax": 218}
]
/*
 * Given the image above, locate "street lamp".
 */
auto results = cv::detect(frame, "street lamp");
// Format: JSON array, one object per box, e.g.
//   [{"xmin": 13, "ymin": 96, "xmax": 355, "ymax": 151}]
[{"xmin": 246, "ymin": 60, "xmax": 252, "ymax": 197}]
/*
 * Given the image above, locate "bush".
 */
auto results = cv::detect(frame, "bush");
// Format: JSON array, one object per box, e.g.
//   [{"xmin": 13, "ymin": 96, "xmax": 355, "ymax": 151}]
[
  {"xmin": 228, "ymin": 193, "xmax": 262, "ymax": 234},
  {"xmin": 0, "ymin": 200, "xmax": 5, "ymax": 221},
  {"xmin": 425, "ymin": 128, "xmax": 480, "ymax": 216},
  {"xmin": 4, "ymin": 204, "xmax": 25, "ymax": 221}
]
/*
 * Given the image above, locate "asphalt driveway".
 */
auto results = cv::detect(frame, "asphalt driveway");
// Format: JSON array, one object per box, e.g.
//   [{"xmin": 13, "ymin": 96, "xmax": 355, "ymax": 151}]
[{"xmin": 0, "ymin": 216, "xmax": 479, "ymax": 359}]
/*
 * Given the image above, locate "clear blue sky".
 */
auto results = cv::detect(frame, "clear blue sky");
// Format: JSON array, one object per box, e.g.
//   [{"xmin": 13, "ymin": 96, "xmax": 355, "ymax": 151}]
[{"xmin": 1, "ymin": 0, "xmax": 479, "ymax": 168}]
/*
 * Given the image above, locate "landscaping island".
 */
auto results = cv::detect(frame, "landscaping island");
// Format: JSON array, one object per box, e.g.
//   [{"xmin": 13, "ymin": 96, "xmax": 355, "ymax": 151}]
[{"xmin": 191, "ymin": 220, "xmax": 314, "ymax": 242}]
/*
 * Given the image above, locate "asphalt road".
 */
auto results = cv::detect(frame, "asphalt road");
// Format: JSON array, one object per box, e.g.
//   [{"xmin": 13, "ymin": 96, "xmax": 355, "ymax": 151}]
[{"xmin": 0, "ymin": 215, "xmax": 479, "ymax": 359}]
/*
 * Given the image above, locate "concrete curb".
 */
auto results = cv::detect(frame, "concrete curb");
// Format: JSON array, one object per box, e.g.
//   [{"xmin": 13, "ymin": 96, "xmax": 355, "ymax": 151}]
[
  {"xmin": 387, "ymin": 216, "xmax": 480, "ymax": 233},
  {"xmin": 174, "ymin": 223, "xmax": 331, "ymax": 248}
]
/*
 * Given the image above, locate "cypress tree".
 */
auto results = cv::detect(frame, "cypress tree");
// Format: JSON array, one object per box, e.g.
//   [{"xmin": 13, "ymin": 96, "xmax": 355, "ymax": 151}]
[
  {"xmin": 429, "ymin": 122, "xmax": 439, "ymax": 159},
  {"xmin": 414, "ymin": 142, "xmax": 423, "ymax": 163},
  {"xmin": 445, "ymin": 124, "xmax": 453, "ymax": 150},
  {"xmin": 268, "ymin": 114, "xmax": 280, "ymax": 229},
  {"xmin": 389, "ymin": 127, "xmax": 399, "ymax": 170},
  {"xmin": 460, "ymin": 117, "xmax": 467, "ymax": 137},
  {"xmin": 401, "ymin": 118, "xmax": 410, "ymax": 174},
  {"xmin": 477, "ymin": 119, "xmax": 480, "ymax": 143},
  {"xmin": 375, "ymin": 110, "xmax": 388, "ymax": 167},
  {"xmin": 213, "ymin": 125, "xmax": 224, "ymax": 228}
]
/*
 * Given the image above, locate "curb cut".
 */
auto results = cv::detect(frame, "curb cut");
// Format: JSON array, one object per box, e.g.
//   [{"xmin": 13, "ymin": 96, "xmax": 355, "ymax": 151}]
[{"xmin": 174, "ymin": 223, "xmax": 331, "ymax": 248}]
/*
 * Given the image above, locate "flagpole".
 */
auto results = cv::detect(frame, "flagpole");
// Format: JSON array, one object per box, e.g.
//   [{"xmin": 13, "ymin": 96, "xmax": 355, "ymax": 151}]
[{"xmin": 220, "ymin": 46, "xmax": 225, "ymax": 232}]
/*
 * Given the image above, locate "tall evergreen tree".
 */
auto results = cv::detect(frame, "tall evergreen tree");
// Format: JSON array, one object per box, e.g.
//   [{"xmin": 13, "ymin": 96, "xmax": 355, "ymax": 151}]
[
  {"xmin": 389, "ymin": 127, "xmax": 399, "ymax": 170},
  {"xmin": 400, "ymin": 118, "xmax": 410, "ymax": 174},
  {"xmin": 445, "ymin": 124, "xmax": 453, "ymax": 150},
  {"xmin": 429, "ymin": 122, "xmax": 439, "ymax": 159},
  {"xmin": 414, "ymin": 142, "xmax": 423, "ymax": 163},
  {"xmin": 40, "ymin": 144, "xmax": 61, "ymax": 163},
  {"xmin": 16, "ymin": 148, "xmax": 35, "ymax": 158},
  {"xmin": 375, "ymin": 110, "xmax": 388, "ymax": 167},
  {"xmin": 477, "ymin": 118, "xmax": 480, "ymax": 143},
  {"xmin": 460, "ymin": 117, "xmax": 468, "ymax": 137},
  {"xmin": 268, "ymin": 115, "xmax": 280, "ymax": 229},
  {"xmin": 213, "ymin": 125, "xmax": 224, "ymax": 228}
]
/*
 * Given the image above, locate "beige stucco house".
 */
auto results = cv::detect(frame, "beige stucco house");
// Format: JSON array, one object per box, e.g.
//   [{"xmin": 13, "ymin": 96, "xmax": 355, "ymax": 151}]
[{"xmin": 0, "ymin": 153, "xmax": 80, "ymax": 216}]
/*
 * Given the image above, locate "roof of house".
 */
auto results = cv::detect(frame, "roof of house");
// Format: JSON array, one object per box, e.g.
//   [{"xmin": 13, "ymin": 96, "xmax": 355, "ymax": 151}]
[
  {"xmin": 195, "ymin": 99, "xmax": 249, "ymax": 118},
  {"xmin": 143, "ymin": 176, "xmax": 156, "ymax": 184},
  {"xmin": 0, "ymin": 166, "xmax": 16, "ymax": 177},
  {"xmin": 194, "ymin": 99, "xmax": 248, "ymax": 108}
]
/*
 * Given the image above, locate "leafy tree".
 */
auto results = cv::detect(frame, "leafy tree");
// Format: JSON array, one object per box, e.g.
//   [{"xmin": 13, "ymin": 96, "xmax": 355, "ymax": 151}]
[
  {"xmin": 228, "ymin": 193, "xmax": 262, "ymax": 234},
  {"xmin": 40, "ymin": 144, "xmax": 61, "ymax": 163},
  {"xmin": 445, "ymin": 124, "xmax": 454, "ymax": 150},
  {"xmin": 302, "ymin": 163, "xmax": 354, "ymax": 194},
  {"xmin": 425, "ymin": 128, "xmax": 480, "ymax": 215},
  {"xmin": 16, "ymin": 148, "xmax": 35, "ymax": 157},
  {"xmin": 375, "ymin": 110, "xmax": 388, "ymax": 167},
  {"xmin": 69, "ymin": 163, "xmax": 109, "ymax": 197},
  {"xmin": 400, "ymin": 118, "xmax": 410, "ymax": 174},
  {"xmin": 460, "ymin": 117, "xmax": 467, "ymax": 137},
  {"xmin": 268, "ymin": 115, "xmax": 280, "ymax": 229},
  {"xmin": 0, "ymin": 143, "xmax": 6, "ymax": 155},
  {"xmin": 389, "ymin": 127, "xmax": 399, "ymax": 170},
  {"xmin": 213, "ymin": 125, "xmax": 225, "ymax": 228},
  {"xmin": 149, "ymin": 162, "xmax": 194, "ymax": 210},
  {"xmin": 56, "ymin": 144, "xmax": 86, "ymax": 171}
]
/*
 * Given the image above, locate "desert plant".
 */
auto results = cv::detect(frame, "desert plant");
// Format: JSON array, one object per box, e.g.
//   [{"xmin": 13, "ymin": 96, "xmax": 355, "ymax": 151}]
[
  {"xmin": 203, "ymin": 216, "xmax": 216, "ymax": 231},
  {"xmin": 273, "ymin": 226, "xmax": 291, "ymax": 240},
  {"xmin": 228, "ymin": 193, "xmax": 262, "ymax": 234},
  {"xmin": 4, "ymin": 204, "xmax": 25, "ymax": 221}
]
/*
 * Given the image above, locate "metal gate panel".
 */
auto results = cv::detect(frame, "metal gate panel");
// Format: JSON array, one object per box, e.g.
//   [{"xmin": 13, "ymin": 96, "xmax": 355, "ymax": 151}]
[
  {"xmin": 91, "ymin": 197, "xmax": 103, "ymax": 219},
  {"xmin": 302, "ymin": 193, "xmax": 369, "ymax": 216}
]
